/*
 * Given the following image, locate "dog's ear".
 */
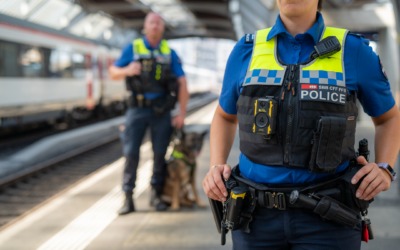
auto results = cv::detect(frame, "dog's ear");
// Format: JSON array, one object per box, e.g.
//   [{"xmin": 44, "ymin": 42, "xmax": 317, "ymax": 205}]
[{"xmin": 201, "ymin": 131, "xmax": 208, "ymax": 139}]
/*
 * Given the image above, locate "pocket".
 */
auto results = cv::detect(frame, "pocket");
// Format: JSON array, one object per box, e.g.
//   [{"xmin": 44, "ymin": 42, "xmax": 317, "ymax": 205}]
[{"xmin": 309, "ymin": 116, "xmax": 347, "ymax": 174}]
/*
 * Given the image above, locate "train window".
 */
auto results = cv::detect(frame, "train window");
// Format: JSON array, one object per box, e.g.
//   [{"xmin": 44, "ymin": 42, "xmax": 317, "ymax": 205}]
[
  {"xmin": 20, "ymin": 46, "xmax": 44, "ymax": 77},
  {"xmin": 59, "ymin": 51, "xmax": 72, "ymax": 78},
  {"xmin": 0, "ymin": 41, "xmax": 20, "ymax": 77},
  {"xmin": 72, "ymin": 53, "xmax": 85, "ymax": 79}
]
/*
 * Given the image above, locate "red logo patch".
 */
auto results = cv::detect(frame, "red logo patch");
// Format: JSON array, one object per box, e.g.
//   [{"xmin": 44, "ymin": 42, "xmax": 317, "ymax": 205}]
[{"xmin": 301, "ymin": 84, "xmax": 318, "ymax": 90}]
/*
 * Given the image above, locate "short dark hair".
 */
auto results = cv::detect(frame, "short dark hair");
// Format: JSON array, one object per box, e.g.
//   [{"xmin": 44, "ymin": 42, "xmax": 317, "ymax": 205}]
[{"xmin": 318, "ymin": 0, "xmax": 323, "ymax": 11}]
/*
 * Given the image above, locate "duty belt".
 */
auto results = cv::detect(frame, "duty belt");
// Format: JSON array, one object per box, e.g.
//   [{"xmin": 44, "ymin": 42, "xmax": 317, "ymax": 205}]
[{"xmin": 128, "ymin": 94, "xmax": 154, "ymax": 108}]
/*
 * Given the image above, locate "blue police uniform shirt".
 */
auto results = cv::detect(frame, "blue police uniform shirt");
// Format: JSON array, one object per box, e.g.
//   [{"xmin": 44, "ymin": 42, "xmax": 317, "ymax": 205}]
[
  {"xmin": 114, "ymin": 37, "xmax": 185, "ymax": 100},
  {"xmin": 220, "ymin": 12, "xmax": 396, "ymax": 184}
]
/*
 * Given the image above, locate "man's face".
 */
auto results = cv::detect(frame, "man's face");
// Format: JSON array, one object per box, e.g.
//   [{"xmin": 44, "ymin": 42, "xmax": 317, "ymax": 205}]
[
  {"xmin": 276, "ymin": 0, "xmax": 318, "ymax": 16},
  {"xmin": 144, "ymin": 13, "xmax": 165, "ymax": 37}
]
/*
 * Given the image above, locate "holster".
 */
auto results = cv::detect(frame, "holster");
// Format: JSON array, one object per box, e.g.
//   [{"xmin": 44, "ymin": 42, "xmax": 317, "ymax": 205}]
[{"xmin": 313, "ymin": 195, "xmax": 361, "ymax": 229}]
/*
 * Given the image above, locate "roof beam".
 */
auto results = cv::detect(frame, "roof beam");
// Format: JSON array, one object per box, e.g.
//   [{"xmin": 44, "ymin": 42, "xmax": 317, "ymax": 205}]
[{"xmin": 85, "ymin": 2, "xmax": 149, "ymax": 13}]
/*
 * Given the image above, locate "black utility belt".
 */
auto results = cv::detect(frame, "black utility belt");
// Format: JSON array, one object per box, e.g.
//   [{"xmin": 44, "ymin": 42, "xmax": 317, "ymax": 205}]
[
  {"xmin": 210, "ymin": 164, "xmax": 374, "ymax": 245},
  {"xmin": 128, "ymin": 94, "xmax": 155, "ymax": 108}
]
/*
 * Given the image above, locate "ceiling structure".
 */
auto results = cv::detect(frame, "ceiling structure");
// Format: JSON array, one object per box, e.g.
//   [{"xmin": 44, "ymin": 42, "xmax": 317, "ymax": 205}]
[
  {"xmin": 81, "ymin": 0, "xmax": 236, "ymax": 40},
  {"xmin": 0, "ymin": 0, "xmax": 393, "ymax": 49}
]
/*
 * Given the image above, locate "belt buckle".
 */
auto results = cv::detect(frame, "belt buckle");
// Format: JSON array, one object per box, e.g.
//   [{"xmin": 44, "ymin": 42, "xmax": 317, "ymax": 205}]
[
  {"xmin": 137, "ymin": 94, "xmax": 144, "ymax": 108},
  {"xmin": 266, "ymin": 192, "xmax": 286, "ymax": 210}
]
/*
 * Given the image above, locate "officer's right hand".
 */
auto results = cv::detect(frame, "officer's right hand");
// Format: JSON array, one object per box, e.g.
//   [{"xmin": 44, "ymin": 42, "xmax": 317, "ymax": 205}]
[
  {"xmin": 124, "ymin": 61, "xmax": 141, "ymax": 77},
  {"xmin": 203, "ymin": 164, "xmax": 231, "ymax": 201}
]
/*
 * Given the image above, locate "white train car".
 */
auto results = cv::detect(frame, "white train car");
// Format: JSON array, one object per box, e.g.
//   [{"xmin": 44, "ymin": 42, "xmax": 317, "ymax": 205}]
[
  {"xmin": 0, "ymin": 21, "xmax": 220, "ymax": 131},
  {"xmin": 0, "ymin": 20, "xmax": 127, "ymax": 129}
]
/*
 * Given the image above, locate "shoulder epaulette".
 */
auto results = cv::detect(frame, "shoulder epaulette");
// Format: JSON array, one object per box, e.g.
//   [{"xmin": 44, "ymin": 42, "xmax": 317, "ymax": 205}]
[
  {"xmin": 348, "ymin": 33, "xmax": 369, "ymax": 45},
  {"xmin": 348, "ymin": 33, "xmax": 364, "ymax": 39},
  {"xmin": 245, "ymin": 33, "xmax": 255, "ymax": 44}
]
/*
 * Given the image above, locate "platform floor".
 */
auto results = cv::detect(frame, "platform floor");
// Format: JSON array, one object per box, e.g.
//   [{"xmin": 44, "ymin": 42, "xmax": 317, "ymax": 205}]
[{"xmin": 0, "ymin": 101, "xmax": 399, "ymax": 250}]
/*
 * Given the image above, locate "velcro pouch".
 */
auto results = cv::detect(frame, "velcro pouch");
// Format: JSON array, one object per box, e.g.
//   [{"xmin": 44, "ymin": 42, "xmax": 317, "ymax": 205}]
[
  {"xmin": 309, "ymin": 116, "xmax": 347, "ymax": 174},
  {"xmin": 313, "ymin": 195, "xmax": 361, "ymax": 229}
]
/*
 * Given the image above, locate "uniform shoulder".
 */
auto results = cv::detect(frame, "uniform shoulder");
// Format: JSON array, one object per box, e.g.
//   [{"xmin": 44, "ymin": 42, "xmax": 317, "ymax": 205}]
[
  {"xmin": 233, "ymin": 34, "xmax": 255, "ymax": 51},
  {"xmin": 346, "ymin": 32, "xmax": 370, "ymax": 46}
]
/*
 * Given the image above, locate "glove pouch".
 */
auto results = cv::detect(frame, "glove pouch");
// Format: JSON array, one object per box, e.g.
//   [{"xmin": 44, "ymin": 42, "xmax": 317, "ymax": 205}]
[{"xmin": 309, "ymin": 116, "xmax": 347, "ymax": 174}]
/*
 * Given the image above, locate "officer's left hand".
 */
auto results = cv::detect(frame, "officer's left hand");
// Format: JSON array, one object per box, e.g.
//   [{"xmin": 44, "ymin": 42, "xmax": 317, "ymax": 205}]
[
  {"xmin": 352, "ymin": 156, "xmax": 391, "ymax": 201},
  {"xmin": 172, "ymin": 114, "xmax": 185, "ymax": 129}
]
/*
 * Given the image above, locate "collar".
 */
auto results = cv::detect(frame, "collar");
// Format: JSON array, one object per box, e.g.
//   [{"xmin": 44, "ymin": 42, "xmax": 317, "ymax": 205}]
[
  {"xmin": 267, "ymin": 12, "xmax": 325, "ymax": 44},
  {"xmin": 143, "ymin": 36, "xmax": 162, "ymax": 50},
  {"xmin": 172, "ymin": 150, "xmax": 185, "ymax": 159}
]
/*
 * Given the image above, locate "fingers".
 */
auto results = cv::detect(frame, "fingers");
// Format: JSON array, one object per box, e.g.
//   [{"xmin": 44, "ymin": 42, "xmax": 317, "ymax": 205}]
[
  {"xmin": 223, "ymin": 165, "xmax": 231, "ymax": 180},
  {"xmin": 354, "ymin": 164, "xmax": 392, "ymax": 200},
  {"xmin": 355, "ymin": 165, "xmax": 379, "ymax": 198},
  {"xmin": 172, "ymin": 116, "xmax": 184, "ymax": 129},
  {"xmin": 202, "ymin": 178, "xmax": 219, "ymax": 201},
  {"xmin": 364, "ymin": 183, "xmax": 385, "ymax": 201},
  {"xmin": 351, "ymin": 163, "xmax": 374, "ymax": 185},
  {"xmin": 357, "ymin": 156, "xmax": 368, "ymax": 165},
  {"xmin": 359, "ymin": 175, "xmax": 380, "ymax": 200},
  {"xmin": 213, "ymin": 171, "xmax": 227, "ymax": 199},
  {"xmin": 202, "ymin": 165, "xmax": 231, "ymax": 201}
]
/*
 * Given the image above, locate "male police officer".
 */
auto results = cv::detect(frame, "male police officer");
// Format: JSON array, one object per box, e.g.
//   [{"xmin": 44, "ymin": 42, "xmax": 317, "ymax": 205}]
[
  {"xmin": 203, "ymin": 0, "xmax": 400, "ymax": 249},
  {"xmin": 109, "ymin": 12, "xmax": 188, "ymax": 214}
]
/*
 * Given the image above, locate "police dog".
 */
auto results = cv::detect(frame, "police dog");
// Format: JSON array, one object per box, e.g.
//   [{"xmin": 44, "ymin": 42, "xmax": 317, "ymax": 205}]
[{"xmin": 162, "ymin": 129, "xmax": 207, "ymax": 210}]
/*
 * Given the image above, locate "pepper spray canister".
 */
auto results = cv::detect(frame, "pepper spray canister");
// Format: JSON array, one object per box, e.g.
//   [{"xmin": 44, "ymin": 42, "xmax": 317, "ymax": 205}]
[{"xmin": 225, "ymin": 187, "xmax": 247, "ymax": 231}]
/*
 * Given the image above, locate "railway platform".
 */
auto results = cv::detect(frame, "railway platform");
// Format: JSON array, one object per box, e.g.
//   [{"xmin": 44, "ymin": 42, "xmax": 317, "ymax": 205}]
[{"xmin": 0, "ymin": 101, "xmax": 399, "ymax": 250}]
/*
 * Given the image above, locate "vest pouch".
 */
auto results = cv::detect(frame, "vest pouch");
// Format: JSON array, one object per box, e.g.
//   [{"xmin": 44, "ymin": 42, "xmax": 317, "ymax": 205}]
[{"xmin": 309, "ymin": 116, "xmax": 347, "ymax": 174}]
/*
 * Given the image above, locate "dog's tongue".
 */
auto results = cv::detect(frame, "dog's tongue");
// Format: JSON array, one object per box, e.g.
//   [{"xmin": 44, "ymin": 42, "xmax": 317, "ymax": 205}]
[{"xmin": 194, "ymin": 151, "xmax": 200, "ymax": 157}]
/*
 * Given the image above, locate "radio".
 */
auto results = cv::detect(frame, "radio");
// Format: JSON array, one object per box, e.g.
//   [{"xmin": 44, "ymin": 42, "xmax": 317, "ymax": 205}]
[{"xmin": 253, "ymin": 96, "xmax": 277, "ymax": 139}]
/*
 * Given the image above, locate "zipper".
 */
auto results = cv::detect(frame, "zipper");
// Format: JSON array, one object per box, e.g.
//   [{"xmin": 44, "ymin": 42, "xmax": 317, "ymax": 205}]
[{"xmin": 284, "ymin": 64, "xmax": 297, "ymax": 164}]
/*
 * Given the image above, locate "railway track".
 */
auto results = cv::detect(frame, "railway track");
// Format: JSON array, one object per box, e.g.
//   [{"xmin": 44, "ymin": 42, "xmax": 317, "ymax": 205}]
[
  {"xmin": 0, "ymin": 141, "xmax": 122, "ymax": 228},
  {"xmin": 0, "ymin": 96, "xmax": 217, "ymax": 230}
]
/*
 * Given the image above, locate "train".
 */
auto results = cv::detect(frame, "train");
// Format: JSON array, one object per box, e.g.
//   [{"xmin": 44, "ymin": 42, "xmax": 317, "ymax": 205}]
[{"xmin": 0, "ymin": 20, "xmax": 220, "ymax": 132}]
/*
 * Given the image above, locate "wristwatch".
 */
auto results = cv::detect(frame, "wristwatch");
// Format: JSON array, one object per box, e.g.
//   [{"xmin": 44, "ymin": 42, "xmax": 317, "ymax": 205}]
[{"xmin": 377, "ymin": 163, "xmax": 397, "ymax": 182}]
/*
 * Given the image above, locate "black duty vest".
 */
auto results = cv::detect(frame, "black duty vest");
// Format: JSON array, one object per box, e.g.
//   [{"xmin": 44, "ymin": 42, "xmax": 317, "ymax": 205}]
[
  {"xmin": 127, "ymin": 38, "xmax": 175, "ymax": 93},
  {"xmin": 237, "ymin": 27, "xmax": 358, "ymax": 174}
]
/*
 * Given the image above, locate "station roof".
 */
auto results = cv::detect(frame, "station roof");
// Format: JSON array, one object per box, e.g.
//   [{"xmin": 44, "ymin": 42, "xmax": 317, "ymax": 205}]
[
  {"xmin": 0, "ymin": 0, "xmax": 388, "ymax": 49},
  {"xmin": 81, "ymin": 0, "xmax": 235, "ymax": 40}
]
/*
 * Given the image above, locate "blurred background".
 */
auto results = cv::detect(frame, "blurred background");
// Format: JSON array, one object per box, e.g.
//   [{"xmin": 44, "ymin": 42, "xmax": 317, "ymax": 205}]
[{"xmin": 0, "ymin": 0, "xmax": 399, "ymax": 250}]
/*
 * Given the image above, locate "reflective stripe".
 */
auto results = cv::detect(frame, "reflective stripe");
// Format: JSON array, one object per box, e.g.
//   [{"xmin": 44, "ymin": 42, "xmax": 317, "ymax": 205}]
[
  {"xmin": 133, "ymin": 38, "xmax": 171, "ymax": 61},
  {"xmin": 243, "ymin": 28, "xmax": 286, "ymax": 86},
  {"xmin": 244, "ymin": 69, "xmax": 285, "ymax": 86},
  {"xmin": 300, "ymin": 27, "xmax": 348, "ymax": 87}
]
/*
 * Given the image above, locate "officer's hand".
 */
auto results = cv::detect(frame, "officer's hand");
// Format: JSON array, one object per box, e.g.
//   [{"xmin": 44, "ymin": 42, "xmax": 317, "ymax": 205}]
[
  {"xmin": 352, "ymin": 156, "xmax": 391, "ymax": 201},
  {"xmin": 172, "ymin": 114, "xmax": 185, "ymax": 129},
  {"xmin": 203, "ymin": 164, "xmax": 231, "ymax": 201},
  {"xmin": 124, "ymin": 62, "xmax": 141, "ymax": 77}
]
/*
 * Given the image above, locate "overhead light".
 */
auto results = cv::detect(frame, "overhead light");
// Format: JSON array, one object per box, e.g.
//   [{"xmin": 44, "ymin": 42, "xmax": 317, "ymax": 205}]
[
  {"xmin": 104, "ymin": 29, "xmax": 112, "ymax": 40},
  {"xmin": 20, "ymin": 1, "xmax": 29, "ymax": 15},
  {"xmin": 70, "ymin": 13, "xmax": 114, "ymax": 39},
  {"xmin": 84, "ymin": 23, "xmax": 92, "ymax": 34},
  {"xmin": 60, "ymin": 16, "xmax": 69, "ymax": 28}
]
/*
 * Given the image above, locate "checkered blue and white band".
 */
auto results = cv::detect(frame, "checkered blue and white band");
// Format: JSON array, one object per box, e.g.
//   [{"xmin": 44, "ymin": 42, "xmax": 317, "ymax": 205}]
[
  {"xmin": 301, "ymin": 70, "xmax": 345, "ymax": 87},
  {"xmin": 243, "ymin": 69, "xmax": 285, "ymax": 86}
]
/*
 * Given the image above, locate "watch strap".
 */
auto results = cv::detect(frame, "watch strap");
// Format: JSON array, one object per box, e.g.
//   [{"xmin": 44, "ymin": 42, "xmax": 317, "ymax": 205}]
[{"xmin": 377, "ymin": 163, "xmax": 397, "ymax": 182}]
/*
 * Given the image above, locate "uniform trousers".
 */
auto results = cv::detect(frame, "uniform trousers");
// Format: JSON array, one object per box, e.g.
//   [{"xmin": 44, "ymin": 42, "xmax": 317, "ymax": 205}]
[
  {"xmin": 232, "ymin": 206, "xmax": 361, "ymax": 250},
  {"xmin": 121, "ymin": 106, "xmax": 173, "ymax": 192}
]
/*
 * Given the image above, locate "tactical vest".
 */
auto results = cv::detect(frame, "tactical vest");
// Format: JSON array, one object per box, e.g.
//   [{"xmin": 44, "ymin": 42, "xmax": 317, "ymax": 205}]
[
  {"xmin": 237, "ymin": 27, "xmax": 358, "ymax": 174},
  {"xmin": 127, "ymin": 38, "xmax": 173, "ymax": 93}
]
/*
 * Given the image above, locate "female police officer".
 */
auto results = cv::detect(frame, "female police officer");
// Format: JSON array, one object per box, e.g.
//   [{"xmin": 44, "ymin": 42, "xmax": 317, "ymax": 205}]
[{"xmin": 203, "ymin": 0, "xmax": 400, "ymax": 249}]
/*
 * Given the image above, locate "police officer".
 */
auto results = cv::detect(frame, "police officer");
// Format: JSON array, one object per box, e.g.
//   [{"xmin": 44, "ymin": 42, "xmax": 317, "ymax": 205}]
[
  {"xmin": 203, "ymin": 0, "xmax": 400, "ymax": 249},
  {"xmin": 109, "ymin": 12, "xmax": 188, "ymax": 214}
]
